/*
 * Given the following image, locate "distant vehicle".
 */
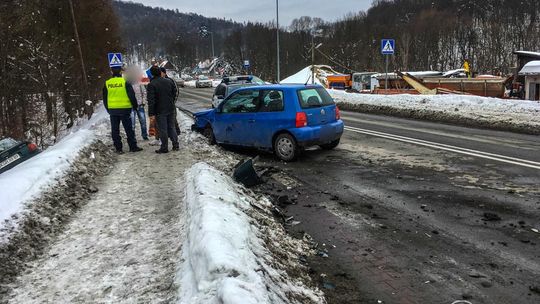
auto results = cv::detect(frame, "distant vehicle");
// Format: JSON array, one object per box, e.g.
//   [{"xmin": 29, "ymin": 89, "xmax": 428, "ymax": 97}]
[
  {"xmin": 0, "ymin": 137, "xmax": 40, "ymax": 174},
  {"xmin": 195, "ymin": 75, "xmax": 213, "ymax": 88},
  {"xmin": 212, "ymin": 75, "xmax": 265, "ymax": 108},
  {"xmin": 327, "ymin": 74, "xmax": 352, "ymax": 90},
  {"xmin": 193, "ymin": 84, "xmax": 344, "ymax": 161},
  {"xmin": 352, "ymin": 72, "xmax": 379, "ymax": 92},
  {"xmin": 176, "ymin": 78, "xmax": 185, "ymax": 87}
]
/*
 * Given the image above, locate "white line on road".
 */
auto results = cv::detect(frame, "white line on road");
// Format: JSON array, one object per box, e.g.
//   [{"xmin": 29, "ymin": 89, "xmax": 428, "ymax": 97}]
[{"xmin": 344, "ymin": 126, "xmax": 540, "ymax": 170}]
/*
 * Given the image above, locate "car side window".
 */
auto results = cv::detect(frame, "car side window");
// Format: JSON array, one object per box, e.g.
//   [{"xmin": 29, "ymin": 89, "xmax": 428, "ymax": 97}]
[
  {"xmin": 258, "ymin": 90, "xmax": 284, "ymax": 112},
  {"xmin": 222, "ymin": 90, "xmax": 260, "ymax": 113}
]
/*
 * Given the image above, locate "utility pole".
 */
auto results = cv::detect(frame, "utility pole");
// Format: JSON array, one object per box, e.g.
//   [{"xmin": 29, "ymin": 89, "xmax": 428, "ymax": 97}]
[
  {"xmin": 311, "ymin": 35, "xmax": 315, "ymax": 84},
  {"xmin": 276, "ymin": 0, "xmax": 280, "ymax": 83},
  {"xmin": 68, "ymin": 0, "xmax": 89, "ymax": 100},
  {"xmin": 210, "ymin": 32, "xmax": 215, "ymax": 58}
]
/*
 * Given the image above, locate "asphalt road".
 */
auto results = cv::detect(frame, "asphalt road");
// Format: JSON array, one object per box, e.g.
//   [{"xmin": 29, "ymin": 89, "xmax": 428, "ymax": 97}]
[{"xmin": 179, "ymin": 87, "xmax": 540, "ymax": 304}]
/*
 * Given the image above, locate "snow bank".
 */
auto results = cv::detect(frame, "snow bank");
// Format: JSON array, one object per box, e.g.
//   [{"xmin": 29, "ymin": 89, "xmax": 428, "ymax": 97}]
[
  {"xmin": 178, "ymin": 163, "xmax": 324, "ymax": 304},
  {"xmin": 330, "ymin": 90, "xmax": 540, "ymax": 133},
  {"xmin": 0, "ymin": 106, "xmax": 109, "ymax": 224},
  {"xmin": 281, "ymin": 65, "xmax": 338, "ymax": 85}
]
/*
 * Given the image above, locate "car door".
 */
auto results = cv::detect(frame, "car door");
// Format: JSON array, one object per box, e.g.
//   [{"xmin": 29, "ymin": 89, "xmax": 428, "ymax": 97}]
[
  {"xmin": 214, "ymin": 89, "xmax": 259, "ymax": 145},
  {"xmin": 252, "ymin": 89, "xmax": 286, "ymax": 148}
]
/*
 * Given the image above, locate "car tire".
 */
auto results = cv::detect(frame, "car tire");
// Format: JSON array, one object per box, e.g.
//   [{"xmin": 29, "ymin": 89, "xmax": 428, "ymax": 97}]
[
  {"xmin": 274, "ymin": 133, "xmax": 298, "ymax": 162},
  {"xmin": 320, "ymin": 139, "xmax": 340, "ymax": 150},
  {"xmin": 203, "ymin": 125, "xmax": 216, "ymax": 145}
]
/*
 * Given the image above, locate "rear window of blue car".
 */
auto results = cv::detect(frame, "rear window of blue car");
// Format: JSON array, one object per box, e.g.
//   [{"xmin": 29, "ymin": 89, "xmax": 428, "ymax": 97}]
[{"xmin": 297, "ymin": 88, "xmax": 334, "ymax": 109}]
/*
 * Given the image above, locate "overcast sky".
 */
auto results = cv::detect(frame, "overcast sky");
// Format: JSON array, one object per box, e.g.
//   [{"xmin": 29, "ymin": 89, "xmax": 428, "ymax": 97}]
[{"xmin": 124, "ymin": 0, "xmax": 372, "ymax": 25}]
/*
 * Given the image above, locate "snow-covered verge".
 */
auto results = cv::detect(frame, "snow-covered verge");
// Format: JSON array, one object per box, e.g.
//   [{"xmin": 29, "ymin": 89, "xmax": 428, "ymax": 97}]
[
  {"xmin": 0, "ymin": 106, "xmax": 109, "ymax": 225},
  {"xmin": 178, "ymin": 163, "xmax": 325, "ymax": 304},
  {"xmin": 0, "ymin": 106, "xmax": 113, "ymax": 293},
  {"xmin": 330, "ymin": 90, "xmax": 540, "ymax": 134}
]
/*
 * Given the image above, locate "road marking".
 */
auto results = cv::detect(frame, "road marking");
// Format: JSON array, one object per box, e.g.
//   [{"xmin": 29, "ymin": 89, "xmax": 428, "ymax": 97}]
[{"xmin": 344, "ymin": 126, "xmax": 540, "ymax": 170}]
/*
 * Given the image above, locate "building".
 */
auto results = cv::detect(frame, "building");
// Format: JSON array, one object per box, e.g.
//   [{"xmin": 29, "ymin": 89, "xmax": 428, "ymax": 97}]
[
  {"xmin": 519, "ymin": 60, "xmax": 540, "ymax": 101},
  {"xmin": 513, "ymin": 51, "xmax": 540, "ymax": 83}
]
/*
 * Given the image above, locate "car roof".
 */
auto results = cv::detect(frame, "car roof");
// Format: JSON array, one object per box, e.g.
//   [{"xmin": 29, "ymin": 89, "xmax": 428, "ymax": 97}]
[{"xmin": 232, "ymin": 83, "xmax": 324, "ymax": 92}]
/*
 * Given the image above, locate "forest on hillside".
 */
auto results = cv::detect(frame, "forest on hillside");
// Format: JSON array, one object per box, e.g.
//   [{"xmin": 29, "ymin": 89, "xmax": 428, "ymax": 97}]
[
  {"xmin": 2, "ymin": 0, "xmax": 539, "ymax": 143},
  {"xmin": 0, "ymin": 0, "xmax": 122, "ymax": 144},
  {"xmin": 115, "ymin": 0, "xmax": 540, "ymax": 81}
]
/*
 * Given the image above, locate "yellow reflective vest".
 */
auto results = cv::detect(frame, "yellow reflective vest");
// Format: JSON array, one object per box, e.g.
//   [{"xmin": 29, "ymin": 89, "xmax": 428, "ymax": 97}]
[{"xmin": 106, "ymin": 77, "xmax": 132, "ymax": 109}]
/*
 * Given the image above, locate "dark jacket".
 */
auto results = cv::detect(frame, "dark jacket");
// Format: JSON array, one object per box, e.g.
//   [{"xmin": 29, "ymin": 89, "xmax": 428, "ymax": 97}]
[
  {"xmin": 147, "ymin": 76, "xmax": 176, "ymax": 116},
  {"xmin": 165, "ymin": 76, "xmax": 179, "ymax": 101},
  {"xmin": 102, "ymin": 75, "xmax": 138, "ymax": 115}
]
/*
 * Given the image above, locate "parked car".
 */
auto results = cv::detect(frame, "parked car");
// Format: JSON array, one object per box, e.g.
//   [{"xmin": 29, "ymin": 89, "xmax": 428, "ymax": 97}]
[
  {"xmin": 212, "ymin": 75, "xmax": 265, "ymax": 108},
  {"xmin": 0, "ymin": 137, "xmax": 40, "ymax": 174},
  {"xmin": 195, "ymin": 75, "xmax": 213, "ymax": 88},
  {"xmin": 176, "ymin": 77, "xmax": 185, "ymax": 87},
  {"xmin": 193, "ymin": 84, "xmax": 344, "ymax": 161}
]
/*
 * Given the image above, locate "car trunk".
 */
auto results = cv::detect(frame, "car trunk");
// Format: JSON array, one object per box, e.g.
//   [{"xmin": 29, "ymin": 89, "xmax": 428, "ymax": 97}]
[{"xmin": 304, "ymin": 104, "xmax": 336, "ymax": 127}]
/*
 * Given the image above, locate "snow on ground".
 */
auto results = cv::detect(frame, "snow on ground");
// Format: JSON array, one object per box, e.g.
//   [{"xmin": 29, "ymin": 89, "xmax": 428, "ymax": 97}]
[
  {"xmin": 329, "ymin": 89, "xmax": 540, "ymax": 131},
  {"xmin": 6, "ymin": 144, "xmax": 187, "ymax": 303},
  {"xmin": 0, "ymin": 106, "xmax": 109, "ymax": 226},
  {"xmin": 178, "ymin": 163, "xmax": 324, "ymax": 304},
  {"xmin": 4, "ymin": 110, "xmax": 324, "ymax": 303}
]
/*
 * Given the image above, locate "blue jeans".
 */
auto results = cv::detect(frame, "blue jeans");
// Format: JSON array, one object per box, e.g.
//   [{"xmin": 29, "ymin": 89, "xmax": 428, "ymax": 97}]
[{"xmin": 131, "ymin": 105, "xmax": 148, "ymax": 139}]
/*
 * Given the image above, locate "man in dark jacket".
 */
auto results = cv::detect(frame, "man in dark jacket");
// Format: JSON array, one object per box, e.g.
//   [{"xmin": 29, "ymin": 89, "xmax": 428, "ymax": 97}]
[
  {"xmin": 147, "ymin": 66, "xmax": 179, "ymax": 153},
  {"xmin": 103, "ymin": 67, "xmax": 143, "ymax": 154},
  {"xmin": 160, "ymin": 67, "xmax": 181, "ymax": 134}
]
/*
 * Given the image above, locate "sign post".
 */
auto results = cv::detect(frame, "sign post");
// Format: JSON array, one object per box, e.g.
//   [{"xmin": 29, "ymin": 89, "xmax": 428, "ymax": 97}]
[
  {"xmin": 381, "ymin": 39, "xmax": 395, "ymax": 90},
  {"xmin": 243, "ymin": 60, "xmax": 250, "ymax": 74}
]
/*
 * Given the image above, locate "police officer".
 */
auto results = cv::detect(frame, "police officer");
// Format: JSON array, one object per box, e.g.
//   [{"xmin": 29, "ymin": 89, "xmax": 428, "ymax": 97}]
[{"xmin": 103, "ymin": 66, "xmax": 143, "ymax": 154}]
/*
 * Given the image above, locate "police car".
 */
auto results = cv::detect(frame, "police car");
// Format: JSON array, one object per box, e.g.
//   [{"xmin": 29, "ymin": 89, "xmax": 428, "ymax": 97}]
[{"xmin": 212, "ymin": 75, "xmax": 265, "ymax": 108}]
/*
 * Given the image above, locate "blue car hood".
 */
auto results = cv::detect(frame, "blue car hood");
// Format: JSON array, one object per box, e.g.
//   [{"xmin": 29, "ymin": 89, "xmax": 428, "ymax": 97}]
[{"xmin": 193, "ymin": 109, "xmax": 215, "ymax": 128}]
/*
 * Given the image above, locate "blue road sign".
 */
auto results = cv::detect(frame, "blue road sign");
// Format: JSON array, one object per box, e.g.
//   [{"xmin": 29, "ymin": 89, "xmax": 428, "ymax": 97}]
[
  {"xmin": 381, "ymin": 39, "xmax": 395, "ymax": 55},
  {"xmin": 243, "ymin": 60, "xmax": 250, "ymax": 68},
  {"xmin": 108, "ymin": 53, "xmax": 123, "ymax": 67}
]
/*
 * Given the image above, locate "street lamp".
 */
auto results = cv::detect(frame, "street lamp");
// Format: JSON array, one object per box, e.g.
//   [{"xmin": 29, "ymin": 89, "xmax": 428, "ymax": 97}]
[
  {"xmin": 199, "ymin": 26, "xmax": 215, "ymax": 58},
  {"xmin": 311, "ymin": 43, "xmax": 323, "ymax": 84},
  {"xmin": 276, "ymin": 0, "xmax": 280, "ymax": 83},
  {"xmin": 311, "ymin": 29, "xmax": 323, "ymax": 84}
]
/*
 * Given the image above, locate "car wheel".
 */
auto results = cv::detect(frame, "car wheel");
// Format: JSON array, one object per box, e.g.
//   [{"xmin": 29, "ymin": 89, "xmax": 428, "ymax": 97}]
[
  {"xmin": 203, "ymin": 125, "xmax": 216, "ymax": 145},
  {"xmin": 274, "ymin": 133, "xmax": 298, "ymax": 162},
  {"xmin": 320, "ymin": 139, "xmax": 340, "ymax": 150}
]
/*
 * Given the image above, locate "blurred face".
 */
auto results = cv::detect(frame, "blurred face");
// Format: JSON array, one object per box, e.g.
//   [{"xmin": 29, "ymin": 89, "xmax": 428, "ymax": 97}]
[{"xmin": 124, "ymin": 66, "xmax": 143, "ymax": 83}]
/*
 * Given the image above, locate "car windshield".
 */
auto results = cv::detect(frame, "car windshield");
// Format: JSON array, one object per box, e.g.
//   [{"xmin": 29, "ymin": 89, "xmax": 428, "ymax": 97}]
[
  {"xmin": 226, "ymin": 83, "xmax": 257, "ymax": 96},
  {"xmin": 297, "ymin": 87, "xmax": 335, "ymax": 108},
  {"xmin": 0, "ymin": 138, "xmax": 20, "ymax": 152},
  {"xmin": 250, "ymin": 76, "xmax": 265, "ymax": 84},
  {"xmin": 199, "ymin": 76, "xmax": 208, "ymax": 80}
]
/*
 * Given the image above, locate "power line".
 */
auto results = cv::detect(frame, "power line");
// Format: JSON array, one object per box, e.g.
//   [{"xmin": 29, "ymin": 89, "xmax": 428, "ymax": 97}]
[{"xmin": 316, "ymin": 48, "xmax": 358, "ymax": 73}]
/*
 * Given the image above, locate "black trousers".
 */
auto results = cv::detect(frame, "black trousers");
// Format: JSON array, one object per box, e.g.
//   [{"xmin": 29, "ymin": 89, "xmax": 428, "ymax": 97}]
[
  {"xmin": 157, "ymin": 113, "xmax": 178, "ymax": 151},
  {"xmin": 110, "ymin": 111, "xmax": 137, "ymax": 151}
]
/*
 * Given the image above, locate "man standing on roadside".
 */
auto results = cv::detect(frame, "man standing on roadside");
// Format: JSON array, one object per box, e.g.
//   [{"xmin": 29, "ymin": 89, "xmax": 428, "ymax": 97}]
[
  {"xmin": 103, "ymin": 67, "xmax": 143, "ymax": 154},
  {"xmin": 147, "ymin": 66, "xmax": 179, "ymax": 153},
  {"xmin": 160, "ymin": 67, "xmax": 181, "ymax": 135}
]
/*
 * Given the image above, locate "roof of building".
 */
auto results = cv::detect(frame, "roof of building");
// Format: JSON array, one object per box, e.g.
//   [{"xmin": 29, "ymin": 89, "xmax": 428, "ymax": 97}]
[{"xmin": 519, "ymin": 60, "xmax": 540, "ymax": 75}]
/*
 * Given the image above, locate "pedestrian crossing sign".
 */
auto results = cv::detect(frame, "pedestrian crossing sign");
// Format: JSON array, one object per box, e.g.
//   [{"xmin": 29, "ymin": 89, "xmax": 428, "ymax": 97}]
[
  {"xmin": 381, "ymin": 39, "xmax": 395, "ymax": 55},
  {"xmin": 108, "ymin": 53, "xmax": 123, "ymax": 67}
]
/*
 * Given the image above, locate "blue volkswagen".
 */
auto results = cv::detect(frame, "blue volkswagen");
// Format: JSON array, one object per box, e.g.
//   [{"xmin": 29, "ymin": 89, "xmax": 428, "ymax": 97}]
[{"xmin": 192, "ymin": 84, "xmax": 344, "ymax": 161}]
